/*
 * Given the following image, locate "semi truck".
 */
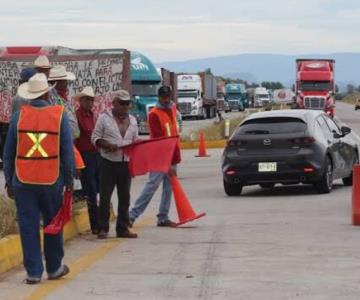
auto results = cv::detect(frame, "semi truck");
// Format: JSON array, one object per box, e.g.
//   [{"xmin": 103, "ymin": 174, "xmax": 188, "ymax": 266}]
[
  {"xmin": 254, "ymin": 87, "xmax": 271, "ymax": 108},
  {"xmin": 177, "ymin": 72, "xmax": 217, "ymax": 119},
  {"xmin": 224, "ymin": 83, "xmax": 247, "ymax": 111},
  {"xmin": 273, "ymin": 89, "xmax": 295, "ymax": 104},
  {"xmin": 130, "ymin": 51, "xmax": 162, "ymax": 134},
  {"xmin": 295, "ymin": 59, "xmax": 335, "ymax": 116}
]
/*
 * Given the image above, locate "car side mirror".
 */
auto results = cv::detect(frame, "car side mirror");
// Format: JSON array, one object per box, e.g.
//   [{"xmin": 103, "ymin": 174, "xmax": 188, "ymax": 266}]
[{"xmin": 341, "ymin": 126, "xmax": 351, "ymax": 136}]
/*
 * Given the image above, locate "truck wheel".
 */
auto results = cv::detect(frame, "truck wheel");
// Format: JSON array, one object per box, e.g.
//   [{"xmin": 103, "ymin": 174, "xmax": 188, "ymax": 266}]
[
  {"xmin": 224, "ymin": 180, "xmax": 243, "ymax": 196},
  {"xmin": 201, "ymin": 108, "xmax": 207, "ymax": 120}
]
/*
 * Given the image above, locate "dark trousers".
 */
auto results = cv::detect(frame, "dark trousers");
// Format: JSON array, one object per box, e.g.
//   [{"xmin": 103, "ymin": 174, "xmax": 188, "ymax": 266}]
[
  {"xmin": 14, "ymin": 185, "xmax": 64, "ymax": 278},
  {"xmin": 80, "ymin": 151, "xmax": 100, "ymax": 233},
  {"xmin": 99, "ymin": 157, "xmax": 131, "ymax": 234}
]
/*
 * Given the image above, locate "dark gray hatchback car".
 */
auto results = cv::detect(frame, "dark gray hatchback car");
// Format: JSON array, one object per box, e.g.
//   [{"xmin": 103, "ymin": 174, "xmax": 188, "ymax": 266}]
[{"xmin": 222, "ymin": 110, "xmax": 359, "ymax": 196}]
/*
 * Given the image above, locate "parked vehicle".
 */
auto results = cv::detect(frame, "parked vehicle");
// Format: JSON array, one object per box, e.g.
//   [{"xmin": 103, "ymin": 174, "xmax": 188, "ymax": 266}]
[
  {"xmin": 254, "ymin": 87, "xmax": 271, "ymax": 108},
  {"xmin": 295, "ymin": 59, "xmax": 336, "ymax": 117},
  {"xmin": 225, "ymin": 83, "xmax": 247, "ymax": 111},
  {"xmin": 130, "ymin": 51, "xmax": 162, "ymax": 134},
  {"xmin": 222, "ymin": 109, "xmax": 358, "ymax": 196},
  {"xmin": 177, "ymin": 72, "xmax": 217, "ymax": 119}
]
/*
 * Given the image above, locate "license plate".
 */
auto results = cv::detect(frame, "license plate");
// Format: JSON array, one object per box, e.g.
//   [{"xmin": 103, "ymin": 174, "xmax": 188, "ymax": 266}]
[{"xmin": 258, "ymin": 162, "xmax": 277, "ymax": 172}]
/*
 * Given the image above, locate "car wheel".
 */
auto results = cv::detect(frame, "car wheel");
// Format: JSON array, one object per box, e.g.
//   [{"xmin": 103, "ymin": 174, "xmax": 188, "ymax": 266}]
[
  {"xmin": 223, "ymin": 180, "xmax": 243, "ymax": 196},
  {"xmin": 342, "ymin": 154, "xmax": 358, "ymax": 186},
  {"xmin": 260, "ymin": 183, "xmax": 275, "ymax": 189},
  {"xmin": 314, "ymin": 156, "xmax": 333, "ymax": 194}
]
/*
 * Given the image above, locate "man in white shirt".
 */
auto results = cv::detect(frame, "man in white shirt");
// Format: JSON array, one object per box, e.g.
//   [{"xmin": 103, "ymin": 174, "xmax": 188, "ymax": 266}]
[{"xmin": 91, "ymin": 90, "xmax": 138, "ymax": 239}]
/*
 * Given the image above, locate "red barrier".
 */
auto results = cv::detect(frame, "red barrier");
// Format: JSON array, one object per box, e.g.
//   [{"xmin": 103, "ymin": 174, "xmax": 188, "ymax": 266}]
[{"xmin": 352, "ymin": 165, "xmax": 360, "ymax": 225}]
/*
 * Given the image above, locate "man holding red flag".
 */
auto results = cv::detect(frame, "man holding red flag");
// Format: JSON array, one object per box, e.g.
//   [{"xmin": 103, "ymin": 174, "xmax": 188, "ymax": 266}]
[
  {"xmin": 3, "ymin": 74, "xmax": 74, "ymax": 284},
  {"xmin": 129, "ymin": 86, "xmax": 181, "ymax": 227}
]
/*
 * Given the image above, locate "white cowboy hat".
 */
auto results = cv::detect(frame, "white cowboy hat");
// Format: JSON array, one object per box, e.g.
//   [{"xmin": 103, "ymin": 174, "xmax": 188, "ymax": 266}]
[
  {"xmin": 74, "ymin": 86, "xmax": 95, "ymax": 100},
  {"xmin": 34, "ymin": 55, "xmax": 51, "ymax": 69},
  {"xmin": 113, "ymin": 90, "xmax": 131, "ymax": 102},
  {"xmin": 48, "ymin": 65, "xmax": 75, "ymax": 81},
  {"xmin": 18, "ymin": 73, "xmax": 54, "ymax": 100}
]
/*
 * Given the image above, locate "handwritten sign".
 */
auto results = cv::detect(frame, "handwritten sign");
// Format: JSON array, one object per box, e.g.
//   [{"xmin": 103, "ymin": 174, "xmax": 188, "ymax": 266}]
[{"xmin": 0, "ymin": 53, "xmax": 130, "ymax": 122}]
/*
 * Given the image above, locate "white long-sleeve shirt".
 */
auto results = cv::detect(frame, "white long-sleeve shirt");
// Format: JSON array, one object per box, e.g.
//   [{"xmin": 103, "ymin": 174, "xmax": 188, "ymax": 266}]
[{"xmin": 91, "ymin": 111, "xmax": 138, "ymax": 162}]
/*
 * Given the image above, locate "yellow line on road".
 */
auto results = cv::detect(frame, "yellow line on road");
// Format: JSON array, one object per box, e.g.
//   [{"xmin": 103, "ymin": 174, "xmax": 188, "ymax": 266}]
[{"xmin": 23, "ymin": 217, "xmax": 154, "ymax": 300}]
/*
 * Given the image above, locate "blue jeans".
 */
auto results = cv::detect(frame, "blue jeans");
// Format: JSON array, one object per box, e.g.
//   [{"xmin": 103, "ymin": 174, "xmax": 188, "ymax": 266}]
[
  {"xmin": 129, "ymin": 172, "xmax": 172, "ymax": 223},
  {"xmin": 14, "ymin": 185, "xmax": 64, "ymax": 279},
  {"xmin": 80, "ymin": 152, "xmax": 100, "ymax": 233}
]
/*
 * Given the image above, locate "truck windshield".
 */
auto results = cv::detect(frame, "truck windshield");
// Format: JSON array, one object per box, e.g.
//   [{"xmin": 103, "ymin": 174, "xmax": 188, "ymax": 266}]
[
  {"xmin": 256, "ymin": 94, "xmax": 269, "ymax": 99},
  {"xmin": 132, "ymin": 83, "xmax": 160, "ymax": 96},
  {"xmin": 300, "ymin": 81, "xmax": 331, "ymax": 91},
  {"xmin": 178, "ymin": 91, "xmax": 198, "ymax": 98},
  {"xmin": 226, "ymin": 94, "xmax": 242, "ymax": 100}
]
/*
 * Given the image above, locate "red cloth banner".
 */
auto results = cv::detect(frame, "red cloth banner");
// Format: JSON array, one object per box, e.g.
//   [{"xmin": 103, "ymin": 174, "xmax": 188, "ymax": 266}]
[{"xmin": 122, "ymin": 136, "xmax": 179, "ymax": 177}]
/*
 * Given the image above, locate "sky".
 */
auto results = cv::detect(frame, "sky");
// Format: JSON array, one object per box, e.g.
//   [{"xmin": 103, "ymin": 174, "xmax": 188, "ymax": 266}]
[{"xmin": 1, "ymin": 0, "xmax": 360, "ymax": 62}]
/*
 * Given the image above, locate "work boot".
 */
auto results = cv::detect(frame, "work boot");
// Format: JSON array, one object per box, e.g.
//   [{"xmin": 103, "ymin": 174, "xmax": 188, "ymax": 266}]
[
  {"xmin": 97, "ymin": 230, "xmax": 108, "ymax": 239},
  {"xmin": 48, "ymin": 265, "xmax": 70, "ymax": 280},
  {"xmin": 157, "ymin": 220, "xmax": 177, "ymax": 227},
  {"xmin": 116, "ymin": 229, "xmax": 138, "ymax": 238}
]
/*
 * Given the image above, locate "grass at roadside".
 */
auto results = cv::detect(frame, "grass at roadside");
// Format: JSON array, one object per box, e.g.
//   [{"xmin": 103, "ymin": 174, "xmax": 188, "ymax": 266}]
[
  {"xmin": 0, "ymin": 195, "xmax": 18, "ymax": 239},
  {"xmin": 340, "ymin": 92, "xmax": 360, "ymax": 105},
  {"xmin": 181, "ymin": 115, "xmax": 246, "ymax": 141}
]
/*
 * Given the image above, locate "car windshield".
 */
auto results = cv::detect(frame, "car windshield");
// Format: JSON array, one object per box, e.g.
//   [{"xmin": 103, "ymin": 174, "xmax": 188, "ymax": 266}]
[
  {"xmin": 235, "ymin": 117, "xmax": 307, "ymax": 136},
  {"xmin": 300, "ymin": 81, "xmax": 332, "ymax": 91},
  {"xmin": 132, "ymin": 83, "xmax": 160, "ymax": 96},
  {"xmin": 178, "ymin": 91, "xmax": 198, "ymax": 98}
]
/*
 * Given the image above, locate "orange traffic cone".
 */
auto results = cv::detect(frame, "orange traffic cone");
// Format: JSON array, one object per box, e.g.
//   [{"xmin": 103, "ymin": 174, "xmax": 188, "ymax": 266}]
[
  {"xmin": 352, "ymin": 165, "xmax": 360, "ymax": 225},
  {"xmin": 170, "ymin": 176, "xmax": 206, "ymax": 226},
  {"xmin": 195, "ymin": 132, "xmax": 210, "ymax": 157}
]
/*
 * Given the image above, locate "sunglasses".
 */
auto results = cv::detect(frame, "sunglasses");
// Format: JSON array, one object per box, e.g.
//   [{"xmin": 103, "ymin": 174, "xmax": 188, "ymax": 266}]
[{"xmin": 119, "ymin": 101, "xmax": 132, "ymax": 106}]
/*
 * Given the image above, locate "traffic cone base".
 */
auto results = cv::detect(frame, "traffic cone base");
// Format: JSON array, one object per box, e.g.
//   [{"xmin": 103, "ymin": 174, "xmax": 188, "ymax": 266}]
[
  {"xmin": 171, "ymin": 176, "xmax": 206, "ymax": 227},
  {"xmin": 176, "ymin": 212, "xmax": 206, "ymax": 227},
  {"xmin": 195, "ymin": 132, "xmax": 210, "ymax": 158}
]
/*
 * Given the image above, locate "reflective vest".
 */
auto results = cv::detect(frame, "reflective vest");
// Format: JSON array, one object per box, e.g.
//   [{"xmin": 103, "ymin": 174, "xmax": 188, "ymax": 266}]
[
  {"xmin": 149, "ymin": 106, "xmax": 179, "ymax": 138},
  {"xmin": 16, "ymin": 105, "xmax": 64, "ymax": 185},
  {"xmin": 73, "ymin": 146, "xmax": 85, "ymax": 170}
]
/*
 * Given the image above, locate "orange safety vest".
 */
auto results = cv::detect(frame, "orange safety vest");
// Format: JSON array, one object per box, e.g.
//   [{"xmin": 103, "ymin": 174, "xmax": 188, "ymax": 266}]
[
  {"xmin": 16, "ymin": 105, "xmax": 64, "ymax": 185},
  {"xmin": 149, "ymin": 106, "xmax": 179, "ymax": 138},
  {"xmin": 73, "ymin": 146, "xmax": 85, "ymax": 170}
]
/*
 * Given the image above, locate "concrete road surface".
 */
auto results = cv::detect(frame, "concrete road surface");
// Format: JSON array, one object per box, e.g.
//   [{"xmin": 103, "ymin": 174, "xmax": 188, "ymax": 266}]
[{"xmin": 1, "ymin": 102, "xmax": 360, "ymax": 300}]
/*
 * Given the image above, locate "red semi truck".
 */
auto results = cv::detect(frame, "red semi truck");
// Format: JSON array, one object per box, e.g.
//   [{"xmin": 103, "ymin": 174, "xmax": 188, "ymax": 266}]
[{"xmin": 295, "ymin": 59, "xmax": 336, "ymax": 116}]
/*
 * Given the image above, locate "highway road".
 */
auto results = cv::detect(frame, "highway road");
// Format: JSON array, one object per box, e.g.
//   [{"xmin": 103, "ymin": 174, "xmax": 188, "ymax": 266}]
[{"xmin": 1, "ymin": 101, "xmax": 360, "ymax": 300}]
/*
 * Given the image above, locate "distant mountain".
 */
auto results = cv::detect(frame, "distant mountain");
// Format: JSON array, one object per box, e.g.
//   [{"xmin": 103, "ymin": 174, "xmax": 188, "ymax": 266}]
[{"xmin": 157, "ymin": 53, "xmax": 360, "ymax": 90}]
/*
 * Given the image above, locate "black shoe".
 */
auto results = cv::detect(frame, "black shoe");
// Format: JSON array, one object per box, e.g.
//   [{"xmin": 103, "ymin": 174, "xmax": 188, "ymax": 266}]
[
  {"xmin": 23, "ymin": 278, "xmax": 41, "ymax": 285},
  {"xmin": 97, "ymin": 230, "xmax": 108, "ymax": 239},
  {"xmin": 48, "ymin": 265, "xmax": 70, "ymax": 280},
  {"xmin": 91, "ymin": 228, "xmax": 100, "ymax": 235},
  {"xmin": 157, "ymin": 220, "xmax": 177, "ymax": 227},
  {"xmin": 116, "ymin": 229, "xmax": 138, "ymax": 238}
]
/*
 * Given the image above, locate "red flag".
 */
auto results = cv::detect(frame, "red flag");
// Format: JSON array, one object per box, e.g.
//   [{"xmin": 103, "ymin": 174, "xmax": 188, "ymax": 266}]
[
  {"xmin": 122, "ymin": 136, "xmax": 179, "ymax": 177},
  {"xmin": 44, "ymin": 189, "xmax": 73, "ymax": 235}
]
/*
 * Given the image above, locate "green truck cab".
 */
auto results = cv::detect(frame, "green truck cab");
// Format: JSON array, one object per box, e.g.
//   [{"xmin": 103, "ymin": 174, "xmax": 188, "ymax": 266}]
[
  {"xmin": 130, "ymin": 51, "xmax": 162, "ymax": 134},
  {"xmin": 225, "ymin": 83, "xmax": 248, "ymax": 112}
]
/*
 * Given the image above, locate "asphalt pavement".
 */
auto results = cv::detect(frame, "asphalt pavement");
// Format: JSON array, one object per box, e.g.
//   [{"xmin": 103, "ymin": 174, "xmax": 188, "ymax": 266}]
[{"xmin": 1, "ymin": 102, "xmax": 360, "ymax": 300}]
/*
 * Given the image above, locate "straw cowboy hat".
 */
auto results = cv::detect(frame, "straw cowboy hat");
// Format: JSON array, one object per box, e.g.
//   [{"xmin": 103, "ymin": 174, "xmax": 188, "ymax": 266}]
[
  {"xmin": 34, "ymin": 55, "xmax": 51, "ymax": 69},
  {"xmin": 18, "ymin": 73, "xmax": 54, "ymax": 100},
  {"xmin": 48, "ymin": 65, "xmax": 75, "ymax": 81},
  {"xmin": 74, "ymin": 86, "xmax": 95, "ymax": 100},
  {"xmin": 113, "ymin": 90, "xmax": 131, "ymax": 102}
]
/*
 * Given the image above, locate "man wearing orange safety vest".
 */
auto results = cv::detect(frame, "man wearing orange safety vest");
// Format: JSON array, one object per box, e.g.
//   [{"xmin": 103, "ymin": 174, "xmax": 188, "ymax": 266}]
[
  {"xmin": 129, "ymin": 86, "xmax": 181, "ymax": 227},
  {"xmin": 3, "ymin": 74, "xmax": 75, "ymax": 284}
]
